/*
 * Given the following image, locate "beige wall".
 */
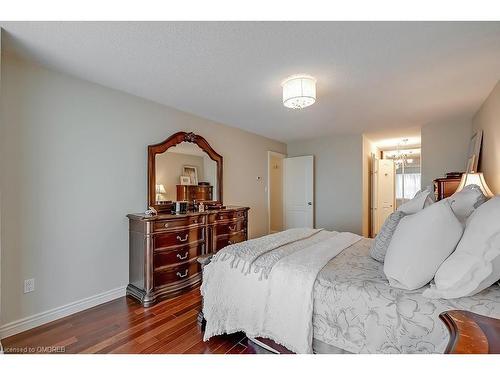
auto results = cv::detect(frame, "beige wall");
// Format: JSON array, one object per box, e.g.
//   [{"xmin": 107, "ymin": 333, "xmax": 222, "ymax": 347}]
[
  {"xmin": 287, "ymin": 135, "xmax": 363, "ymax": 234},
  {"xmin": 472, "ymin": 81, "xmax": 500, "ymax": 195},
  {"xmin": 421, "ymin": 116, "xmax": 472, "ymax": 188},
  {"xmin": 269, "ymin": 154, "xmax": 283, "ymax": 233},
  {"xmin": 0, "ymin": 54, "xmax": 286, "ymax": 327}
]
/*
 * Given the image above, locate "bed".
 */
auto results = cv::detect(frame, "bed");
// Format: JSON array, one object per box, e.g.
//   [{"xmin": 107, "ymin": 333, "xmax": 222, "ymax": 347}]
[{"xmin": 200, "ymin": 230, "xmax": 500, "ymax": 354}]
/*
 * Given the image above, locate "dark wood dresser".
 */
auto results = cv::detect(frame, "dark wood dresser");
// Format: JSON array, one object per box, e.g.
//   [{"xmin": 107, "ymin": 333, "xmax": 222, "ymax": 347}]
[
  {"xmin": 176, "ymin": 184, "xmax": 213, "ymax": 201},
  {"xmin": 433, "ymin": 172, "xmax": 463, "ymax": 201},
  {"xmin": 126, "ymin": 206, "xmax": 249, "ymax": 307}
]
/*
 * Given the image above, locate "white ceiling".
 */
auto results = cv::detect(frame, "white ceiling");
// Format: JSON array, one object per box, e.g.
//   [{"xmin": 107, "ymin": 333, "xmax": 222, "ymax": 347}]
[
  {"xmin": 365, "ymin": 126, "xmax": 421, "ymax": 150},
  {"xmin": 2, "ymin": 22, "xmax": 500, "ymax": 142}
]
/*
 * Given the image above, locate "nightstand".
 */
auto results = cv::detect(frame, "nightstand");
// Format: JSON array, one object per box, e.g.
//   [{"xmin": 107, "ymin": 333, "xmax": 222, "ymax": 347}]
[
  {"xmin": 439, "ymin": 310, "xmax": 500, "ymax": 354},
  {"xmin": 433, "ymin": 172, "xmax": 463, "ymax": 201}
]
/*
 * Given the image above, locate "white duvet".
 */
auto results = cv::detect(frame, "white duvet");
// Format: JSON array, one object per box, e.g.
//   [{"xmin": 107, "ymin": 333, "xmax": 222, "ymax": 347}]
[{"xmin": 201, "ymin": 230, "xmax": 361, "ymax": 353}]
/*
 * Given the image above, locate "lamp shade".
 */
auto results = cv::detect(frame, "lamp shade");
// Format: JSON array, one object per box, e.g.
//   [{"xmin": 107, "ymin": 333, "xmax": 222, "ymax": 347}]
[
  {"xmin": 282, "ymin": 74, "xmax": 316, "ymax": 109},
  {"xmin": 456, "ymin": 172, "xmax": 494, "ymax": 198},
  {"xmin": 156, "ymin": 184, "xmax": 167, "ymax": 194}
]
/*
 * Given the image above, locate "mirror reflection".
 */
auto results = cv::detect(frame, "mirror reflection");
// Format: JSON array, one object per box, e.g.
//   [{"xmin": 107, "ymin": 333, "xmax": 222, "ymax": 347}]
[{"xmin": 155, "ymin": 142, "xmax": 218, "ymax": 205}]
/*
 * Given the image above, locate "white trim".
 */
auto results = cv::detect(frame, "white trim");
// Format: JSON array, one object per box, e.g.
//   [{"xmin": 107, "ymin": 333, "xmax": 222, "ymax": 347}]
[
  {"xmin": 0, "ymin": 285, "xmax": 127, "ymax": 339},
  {"xmin": 267, "ymin": 151, "xmax": 286, "ymax": 234}
]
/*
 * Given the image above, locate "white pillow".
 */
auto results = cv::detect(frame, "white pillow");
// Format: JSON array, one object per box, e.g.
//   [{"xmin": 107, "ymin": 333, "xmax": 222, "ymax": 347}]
[
  {"xmin": 384, "ymin": 200, "xmax": 464, "ymax": 290},
  {"xmin": 423, "ymin": 196, "xmax": 500, "ymax": 299},
  {"xmin": 397, "ymin": 185, "xmax": 435, "ymax": 214},
  {"xmin": 447, "ymin": 184, "xmax": 487, "ymax": 224}
]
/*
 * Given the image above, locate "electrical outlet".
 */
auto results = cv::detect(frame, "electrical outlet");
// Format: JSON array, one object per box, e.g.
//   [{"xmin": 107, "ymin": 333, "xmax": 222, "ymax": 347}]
[{"xmin": 24, "ymin": 278, "xmax": 35, "ymax": 294}]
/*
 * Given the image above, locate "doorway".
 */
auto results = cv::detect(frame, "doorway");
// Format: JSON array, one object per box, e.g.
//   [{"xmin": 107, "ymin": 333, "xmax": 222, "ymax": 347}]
[
  {"xmin": 267, "ymin": 151, "xmax": 286, "ymax": 234},
  {"xmin": 371, "ymin": 144, "xmax": 422, "ymax": 236},
  {"xmin": 267, "ymin": 152, "xmax": 315, "ymax": 233},
  {"xmin": 364, "ymin": 130, "xmax": 422, "ymax": 237},
  {"xmin": 382, "ymin": 146, "xmax": 422, "ymax": 209}
]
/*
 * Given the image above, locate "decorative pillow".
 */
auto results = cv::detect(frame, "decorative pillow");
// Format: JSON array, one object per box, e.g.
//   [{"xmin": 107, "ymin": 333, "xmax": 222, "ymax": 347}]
[
  {"xmin": 369, "ymin": 211, "xmax": 406, "ymax": 263},
  {"xmin": 384, "ymin": 200, "xmax": 464, "ymax": 290},
  {"xmin": 423, "ymin": 196, "xmax": 500, "ymax": 299},
  {"xmin": 446, "ymin": 184, "xmax": 487, "ymax": 224},
  {"xmin": 397, "ymin": 185, "xmax": 435, "ymax": 214}
]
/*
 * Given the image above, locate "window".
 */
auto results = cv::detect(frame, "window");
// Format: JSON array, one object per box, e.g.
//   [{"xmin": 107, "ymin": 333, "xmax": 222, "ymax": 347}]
[{"xmin": 396, "ymin": 172, "xmax": 421, "ymax": 200}]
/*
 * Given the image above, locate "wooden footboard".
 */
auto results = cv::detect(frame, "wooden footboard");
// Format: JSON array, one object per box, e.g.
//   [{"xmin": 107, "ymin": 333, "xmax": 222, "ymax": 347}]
[{"xmin": 440, "ymin": 310, "xmax": 500, "ymax": 354}]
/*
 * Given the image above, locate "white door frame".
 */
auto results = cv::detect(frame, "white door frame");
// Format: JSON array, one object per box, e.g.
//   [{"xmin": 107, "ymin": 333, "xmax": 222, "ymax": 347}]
[{"xmin": 267, "ymin": 151, "xmax": 286, "ymax": 234}]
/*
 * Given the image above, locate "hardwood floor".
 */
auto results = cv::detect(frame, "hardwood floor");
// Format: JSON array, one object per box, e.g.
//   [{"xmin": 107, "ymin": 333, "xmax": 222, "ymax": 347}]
[{"xmin": 2, "ymin": 289, "xmax": 258, "ymax": 354}]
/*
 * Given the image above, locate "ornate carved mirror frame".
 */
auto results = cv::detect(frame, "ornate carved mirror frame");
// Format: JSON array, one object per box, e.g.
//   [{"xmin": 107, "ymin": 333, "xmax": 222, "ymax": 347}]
[{"xmin": 148, "ymin": 131, "xmax": 223, "ymax": 212}]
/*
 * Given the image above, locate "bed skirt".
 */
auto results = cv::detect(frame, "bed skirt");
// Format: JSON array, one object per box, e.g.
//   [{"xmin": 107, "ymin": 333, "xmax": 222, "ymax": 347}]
[{"xmin": 248, "ymin": 336, "xmax": 352, "ymax": 354}]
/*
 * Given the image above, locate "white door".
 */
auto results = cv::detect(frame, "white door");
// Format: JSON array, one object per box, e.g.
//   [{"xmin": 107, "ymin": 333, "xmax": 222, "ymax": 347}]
[
  {"xmin": 372, "ymin": 159, "xmax": 395, "ymax": 235},
  {"xmin": 283, "ymin": 156, "xmax": 314, "ymax": 229}
]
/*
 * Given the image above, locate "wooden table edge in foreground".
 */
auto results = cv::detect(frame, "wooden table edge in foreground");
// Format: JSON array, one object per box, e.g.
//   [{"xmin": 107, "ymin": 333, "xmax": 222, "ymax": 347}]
[{"xmin": 439, "ymin": 310, "xmax": 500, "ymax": 354}]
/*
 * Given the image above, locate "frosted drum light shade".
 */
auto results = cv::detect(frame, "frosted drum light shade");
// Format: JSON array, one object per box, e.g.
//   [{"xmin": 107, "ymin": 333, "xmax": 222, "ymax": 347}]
[
  {"xmin": 282, "ymin": 74, "xmax": 316, "ymax": 109},
  {"xmin": 456, "ymin": 172, "xmax": 494, "ymax": 198}
]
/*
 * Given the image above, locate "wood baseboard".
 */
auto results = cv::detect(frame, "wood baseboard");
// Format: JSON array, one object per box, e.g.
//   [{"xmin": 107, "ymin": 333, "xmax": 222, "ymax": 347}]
[{"xmin": 0, "ymin": 285, "xmax": 126, "ymax": 339}]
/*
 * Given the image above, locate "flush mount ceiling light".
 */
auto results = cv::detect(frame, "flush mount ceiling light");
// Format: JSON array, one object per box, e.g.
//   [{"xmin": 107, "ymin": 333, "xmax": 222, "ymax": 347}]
[{"xmin": 281, "ymin": 74, "xmax": 316, "ymax": 109}]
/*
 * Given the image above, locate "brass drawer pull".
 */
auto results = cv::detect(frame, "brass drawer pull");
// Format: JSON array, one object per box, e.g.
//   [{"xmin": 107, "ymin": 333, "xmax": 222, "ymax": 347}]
[
  {"xmin": 177, "ymin": 251, "xmax": 189, "ymax": 260},
  {"xmin": 229, "ymin": 225, "xmax": 236, "ymax": 231},
  {"xmin": 219, "ymin": 215, "xmax": 224, "ymax": 220},
  {"xmin": 164, "ymin": 223, "xmax": 169, "ymax": 228},
  {"xmin": 176, "ymin": 270, "xmax": 189, "ymax": 278},
  {"xmin": 177, "ymin": 234, "xmax": 189, "ymax": 242}
]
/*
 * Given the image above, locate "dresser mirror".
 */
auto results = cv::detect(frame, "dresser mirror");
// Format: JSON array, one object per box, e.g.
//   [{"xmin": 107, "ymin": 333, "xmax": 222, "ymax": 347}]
[{"xmin": 148, "ymin": 132, "xmax": 223, "ymax": 212}]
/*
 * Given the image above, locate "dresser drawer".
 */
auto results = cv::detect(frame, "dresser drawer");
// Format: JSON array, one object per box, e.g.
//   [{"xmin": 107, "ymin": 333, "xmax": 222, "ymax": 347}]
[
  {"xmin": 153, "ymin": 215, "xmax": 205, "ymax": 232},
  {"xmin": 215, "ymin": 210, "xmax": 246, "ymax": 222},
  {"xmin": 154, "ymin": 227, "xmax": 205, "ymax": 250},
  {"xmin": 154, "ymin": 244, "xmax": 204, "ymax": 271},
  {"xmin": 216, "ymin": 219, "xmax": 246, "ymax": 236},
  {"xmin": 215, "ymin": 231, "xmax": 247, "ymax": 251},
  {"xmin": 154, "ymin": 261, "xmax": 201, "ymax": 287}
]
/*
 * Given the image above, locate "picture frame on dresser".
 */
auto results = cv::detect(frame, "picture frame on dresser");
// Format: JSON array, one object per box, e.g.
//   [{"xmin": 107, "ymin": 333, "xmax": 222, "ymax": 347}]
[
  {"xmin": 180, "ymin": 176, "xmax": 191, "ymax": 185},
  {"xmin": 126, "ymin": 131, "xmax": 250, "ymax": 307},
  {"xmin": 182, "ymin": 165, "xmax": 198, "ymax": 185}
]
